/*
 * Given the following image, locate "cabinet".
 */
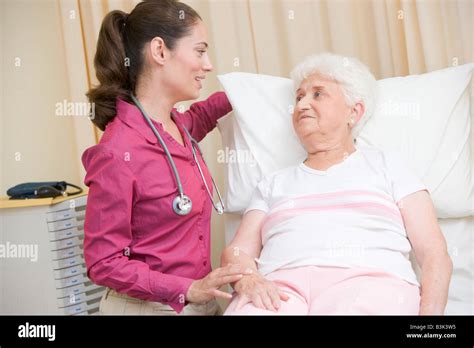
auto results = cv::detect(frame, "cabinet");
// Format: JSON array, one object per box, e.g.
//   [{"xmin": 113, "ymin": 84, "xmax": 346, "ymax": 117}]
[{"xmin": 0, "ymin": 193, "xmax": 104, "ymax": 314}]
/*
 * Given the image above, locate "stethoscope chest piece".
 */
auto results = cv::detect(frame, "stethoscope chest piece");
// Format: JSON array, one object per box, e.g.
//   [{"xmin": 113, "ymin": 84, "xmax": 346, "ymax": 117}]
[{"xmin": 173, "ymin": 194, "xmax": 193, "ymax": 216}]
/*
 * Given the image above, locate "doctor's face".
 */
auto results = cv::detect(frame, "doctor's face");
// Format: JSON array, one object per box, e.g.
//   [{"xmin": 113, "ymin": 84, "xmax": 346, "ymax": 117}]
[
  {"xmin": 292, "ymin": 73, "xmax": 352, "ymax": 151},
  {"xmin": 164, "ymin": 20, "xmax": 213, "ymax": 101}
]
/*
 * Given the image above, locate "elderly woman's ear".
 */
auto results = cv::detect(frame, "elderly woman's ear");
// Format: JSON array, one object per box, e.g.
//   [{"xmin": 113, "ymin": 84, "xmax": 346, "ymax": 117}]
[{"xmin": 348, "ymin": 101, "xmax": 365, "ymax": 128}]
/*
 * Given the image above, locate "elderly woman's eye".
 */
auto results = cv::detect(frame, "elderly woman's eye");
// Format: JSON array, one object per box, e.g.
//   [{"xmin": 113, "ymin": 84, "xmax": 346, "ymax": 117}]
[
  {"xmin": 296, "ymin": 95, "xmax": 302, "ymax": 102},
  {"xmin": 314, "ymin": 92, "xmax": 321, "ymax": 98}
]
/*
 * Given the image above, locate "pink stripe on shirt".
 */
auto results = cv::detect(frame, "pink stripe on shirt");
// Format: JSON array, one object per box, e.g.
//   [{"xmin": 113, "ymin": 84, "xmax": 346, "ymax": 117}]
[
  {"xmin": 271, "ymin": 190, "xmax": 395, "ymax": 211},
  {"xmin": 262, "ymin": 198, "xmax": 403, "ymax": 236}
]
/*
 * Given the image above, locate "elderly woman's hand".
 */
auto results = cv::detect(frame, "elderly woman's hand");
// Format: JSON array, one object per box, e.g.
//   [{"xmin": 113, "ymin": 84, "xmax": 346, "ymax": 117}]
[{"xmin": 233, "ymin": 272, "xmax": 289, "ymax": 312}]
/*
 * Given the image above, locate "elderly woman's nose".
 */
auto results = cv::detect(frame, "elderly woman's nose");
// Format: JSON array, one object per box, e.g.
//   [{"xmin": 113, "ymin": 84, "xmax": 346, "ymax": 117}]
[{"xmin": 296, "ymin": 101, "xmax": 310, "ymax": 111}]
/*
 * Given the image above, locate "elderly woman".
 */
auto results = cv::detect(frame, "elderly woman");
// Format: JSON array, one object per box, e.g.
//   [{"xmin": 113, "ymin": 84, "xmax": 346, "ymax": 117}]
[{"xmin": 221, "ymin": 53, "xmax": 452, "ymax": 315}]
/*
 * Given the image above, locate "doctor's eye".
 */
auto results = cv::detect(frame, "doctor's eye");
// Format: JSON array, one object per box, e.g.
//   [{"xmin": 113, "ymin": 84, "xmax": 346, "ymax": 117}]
[
  {"xmin": 313, "ymin": 92, "xmax": 321, "ymax": 98},
  {"xmin": 197, "ymin": 50, "xmax": 207, "ymax": 57}
]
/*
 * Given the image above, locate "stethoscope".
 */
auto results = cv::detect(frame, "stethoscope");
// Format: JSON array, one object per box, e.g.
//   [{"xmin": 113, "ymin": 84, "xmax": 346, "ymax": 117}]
[{"xmin": 131, "ymin": 94, "xmax": 225, "ymax": 216}]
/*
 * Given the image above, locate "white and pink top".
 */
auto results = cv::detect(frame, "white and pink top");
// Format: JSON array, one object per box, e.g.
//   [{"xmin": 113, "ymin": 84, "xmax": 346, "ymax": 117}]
[{"xmin": 245, "ymin": 145, "xmax": 427, "ymax": 286}]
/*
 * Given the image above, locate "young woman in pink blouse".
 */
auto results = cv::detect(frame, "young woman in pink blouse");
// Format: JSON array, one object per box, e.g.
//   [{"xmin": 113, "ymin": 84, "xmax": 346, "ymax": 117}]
[{"xmin": 82, "ymin": 0, "xmax": 248, "ymax": 315}]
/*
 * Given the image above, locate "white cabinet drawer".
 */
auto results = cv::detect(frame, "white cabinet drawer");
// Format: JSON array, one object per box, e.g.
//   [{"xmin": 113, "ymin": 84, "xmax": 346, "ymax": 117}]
[
  {"xmin": 55, "ymin": 274, "xmax": 87, "ymax": 289},
  {"xmin": 48, "ymin": 227, "xmax": 82, "ymax": 241},
  {"xmin": 47, "ymin": 218, "xmax": 77, "ymax": 232},
  {"xmin": 46, "ymin": 209, "xmax": 76, "ymax": 222},
  {"xmin": 52, "ymin": 254, "xmax": 83, "ymax": 270},
  {"xmin": 57, "ymin": 290, "xmax": 104, "ymax": 308},
  {"xmin": 55, "ymin": 282, "xmax": 100, "ymax": 299},
  {"xmin": 54, "ymin": 265, "xmax": 85, "ymax": 279},
  {"xmin": 63, "ymin": 302, "xmax": 88, "ymax": 315},
  {"xmin": 50, "ymin": 237, "xmax": 81, "ymax": 251},
  {"xmin": 51, "ymin": 246, "xmax": 82, "ymax": 261}
]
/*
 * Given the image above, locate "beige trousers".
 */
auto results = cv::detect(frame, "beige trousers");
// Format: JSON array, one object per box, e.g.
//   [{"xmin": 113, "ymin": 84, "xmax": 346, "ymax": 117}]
[{"xmin": 99, "ymin": 288, "xmax": 222, "ymax": 315}]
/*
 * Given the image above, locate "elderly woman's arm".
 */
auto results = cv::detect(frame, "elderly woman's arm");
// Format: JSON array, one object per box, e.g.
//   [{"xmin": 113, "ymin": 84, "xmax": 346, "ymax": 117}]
[
  {"xmin": 400, "ymin": 190, "xmax": 453, "ymax": 315},
  {"xmin": 221, "ymin": 210, "xmax": 289, "ymax": 311},
  {"xmin": 221, "ymin": 210, "xmax": 264, "ymax": 272}
]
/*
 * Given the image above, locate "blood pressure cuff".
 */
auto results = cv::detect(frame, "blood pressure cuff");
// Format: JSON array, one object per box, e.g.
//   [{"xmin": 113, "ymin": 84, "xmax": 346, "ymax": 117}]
[{"xmin": 6, "ymin": 181, "xmax": 83, "ymax": 199}]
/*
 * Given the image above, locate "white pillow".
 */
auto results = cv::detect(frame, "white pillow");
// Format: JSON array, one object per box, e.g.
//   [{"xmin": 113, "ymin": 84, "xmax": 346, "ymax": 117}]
[
  {"xmin": 358, "ymin": 64, "xmax": 473, "ymax": 218},
  {"xmin": 217, "ymin": 64, "xmax": 473, "ymax": 218}
]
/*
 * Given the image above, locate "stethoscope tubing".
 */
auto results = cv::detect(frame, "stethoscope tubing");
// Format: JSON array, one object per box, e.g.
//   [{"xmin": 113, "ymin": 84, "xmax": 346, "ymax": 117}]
[{"xmin": 130, "ymin": 94, "xmax": 224, "ymax": 215}]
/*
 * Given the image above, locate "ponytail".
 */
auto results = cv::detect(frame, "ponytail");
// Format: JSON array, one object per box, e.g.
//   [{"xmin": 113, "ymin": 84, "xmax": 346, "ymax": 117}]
[
  {"xmin": 86, "ymin": 1, "xmax": 202, "ymax": 132},
  {"xmin": 86, "ymin": 10, "xmax": 130, "ymax": 131}
]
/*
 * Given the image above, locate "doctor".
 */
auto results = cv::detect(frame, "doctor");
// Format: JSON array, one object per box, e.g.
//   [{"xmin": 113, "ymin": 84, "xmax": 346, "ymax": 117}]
[{"xmin": 82, "ymin": 0, "xmax": 248, "ymax": 315}]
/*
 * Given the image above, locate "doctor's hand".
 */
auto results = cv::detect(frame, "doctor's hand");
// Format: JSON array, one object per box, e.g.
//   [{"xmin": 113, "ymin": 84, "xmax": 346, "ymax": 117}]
[
  {"xmin": 233, "ymin": 272, "xmax": 289, "ymax": 312},
  {"xmin": 186, "ymin": 264, "xmax": 251, "ymax": 304}
]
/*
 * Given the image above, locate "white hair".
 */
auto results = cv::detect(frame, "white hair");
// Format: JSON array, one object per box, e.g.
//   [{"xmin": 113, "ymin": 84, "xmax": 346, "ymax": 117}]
[{"xmin": 290, "ymin": 52, "xmax": 377, "ymax": 138}]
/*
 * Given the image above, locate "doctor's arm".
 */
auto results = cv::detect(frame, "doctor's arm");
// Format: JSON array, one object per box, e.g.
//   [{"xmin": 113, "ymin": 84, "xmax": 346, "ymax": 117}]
[
  {"xmin": 176, "ymin": 91, "xmax": 232, "ymax": 142},
  {"xmin": 221, "ymin": 210, "xmax": 289, "ymax": 311},
  {"xmin": 400, "ymin": 190, "xmax": 453, "ymax": 315}
]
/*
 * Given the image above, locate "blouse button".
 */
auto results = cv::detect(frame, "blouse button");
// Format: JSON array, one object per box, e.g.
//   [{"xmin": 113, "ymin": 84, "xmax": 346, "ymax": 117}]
[
  {"xmin": 203, "ymin": 260, "xmax": 207, "ymax": 266},
  {"xmin": 199, "ymin": 235, "xmax": 203, "ymax": 241}
]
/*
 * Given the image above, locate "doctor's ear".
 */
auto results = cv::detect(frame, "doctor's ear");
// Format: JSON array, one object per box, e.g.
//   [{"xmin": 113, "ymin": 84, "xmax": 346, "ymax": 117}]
[{"xmin": 149, "ymin": 37, "xmax": 167, "ymax": 65}]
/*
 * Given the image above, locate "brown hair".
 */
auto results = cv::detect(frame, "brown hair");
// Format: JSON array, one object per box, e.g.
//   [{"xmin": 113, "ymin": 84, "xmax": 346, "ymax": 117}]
[{"xmin": 86, "ymin": 0, "xmax": 202, "ymax": 131}]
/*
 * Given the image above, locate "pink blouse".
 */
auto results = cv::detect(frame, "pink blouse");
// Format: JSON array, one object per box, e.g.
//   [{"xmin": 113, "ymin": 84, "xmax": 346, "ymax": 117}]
[{"xmin": 82, "ymin": 92, "xmax": 232, "ymax": 313}]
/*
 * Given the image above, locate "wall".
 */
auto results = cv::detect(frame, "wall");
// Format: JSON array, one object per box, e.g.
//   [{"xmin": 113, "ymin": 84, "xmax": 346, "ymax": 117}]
[{"xmin": 1, "ymin": 0, "xmax": 82, "ymax": 195}]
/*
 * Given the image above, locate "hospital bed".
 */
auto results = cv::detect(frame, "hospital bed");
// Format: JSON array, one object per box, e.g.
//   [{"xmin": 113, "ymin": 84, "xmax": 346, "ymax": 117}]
[{"xmin": 216, "ymin": 63, "xmax": 474, "ymax": 314}]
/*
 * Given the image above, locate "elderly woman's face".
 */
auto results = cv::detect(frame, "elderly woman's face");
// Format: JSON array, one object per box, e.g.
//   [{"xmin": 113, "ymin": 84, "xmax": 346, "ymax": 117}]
[{"xmin": 292, "ymin": 73, "xmax": 352, "ymax": 148}]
